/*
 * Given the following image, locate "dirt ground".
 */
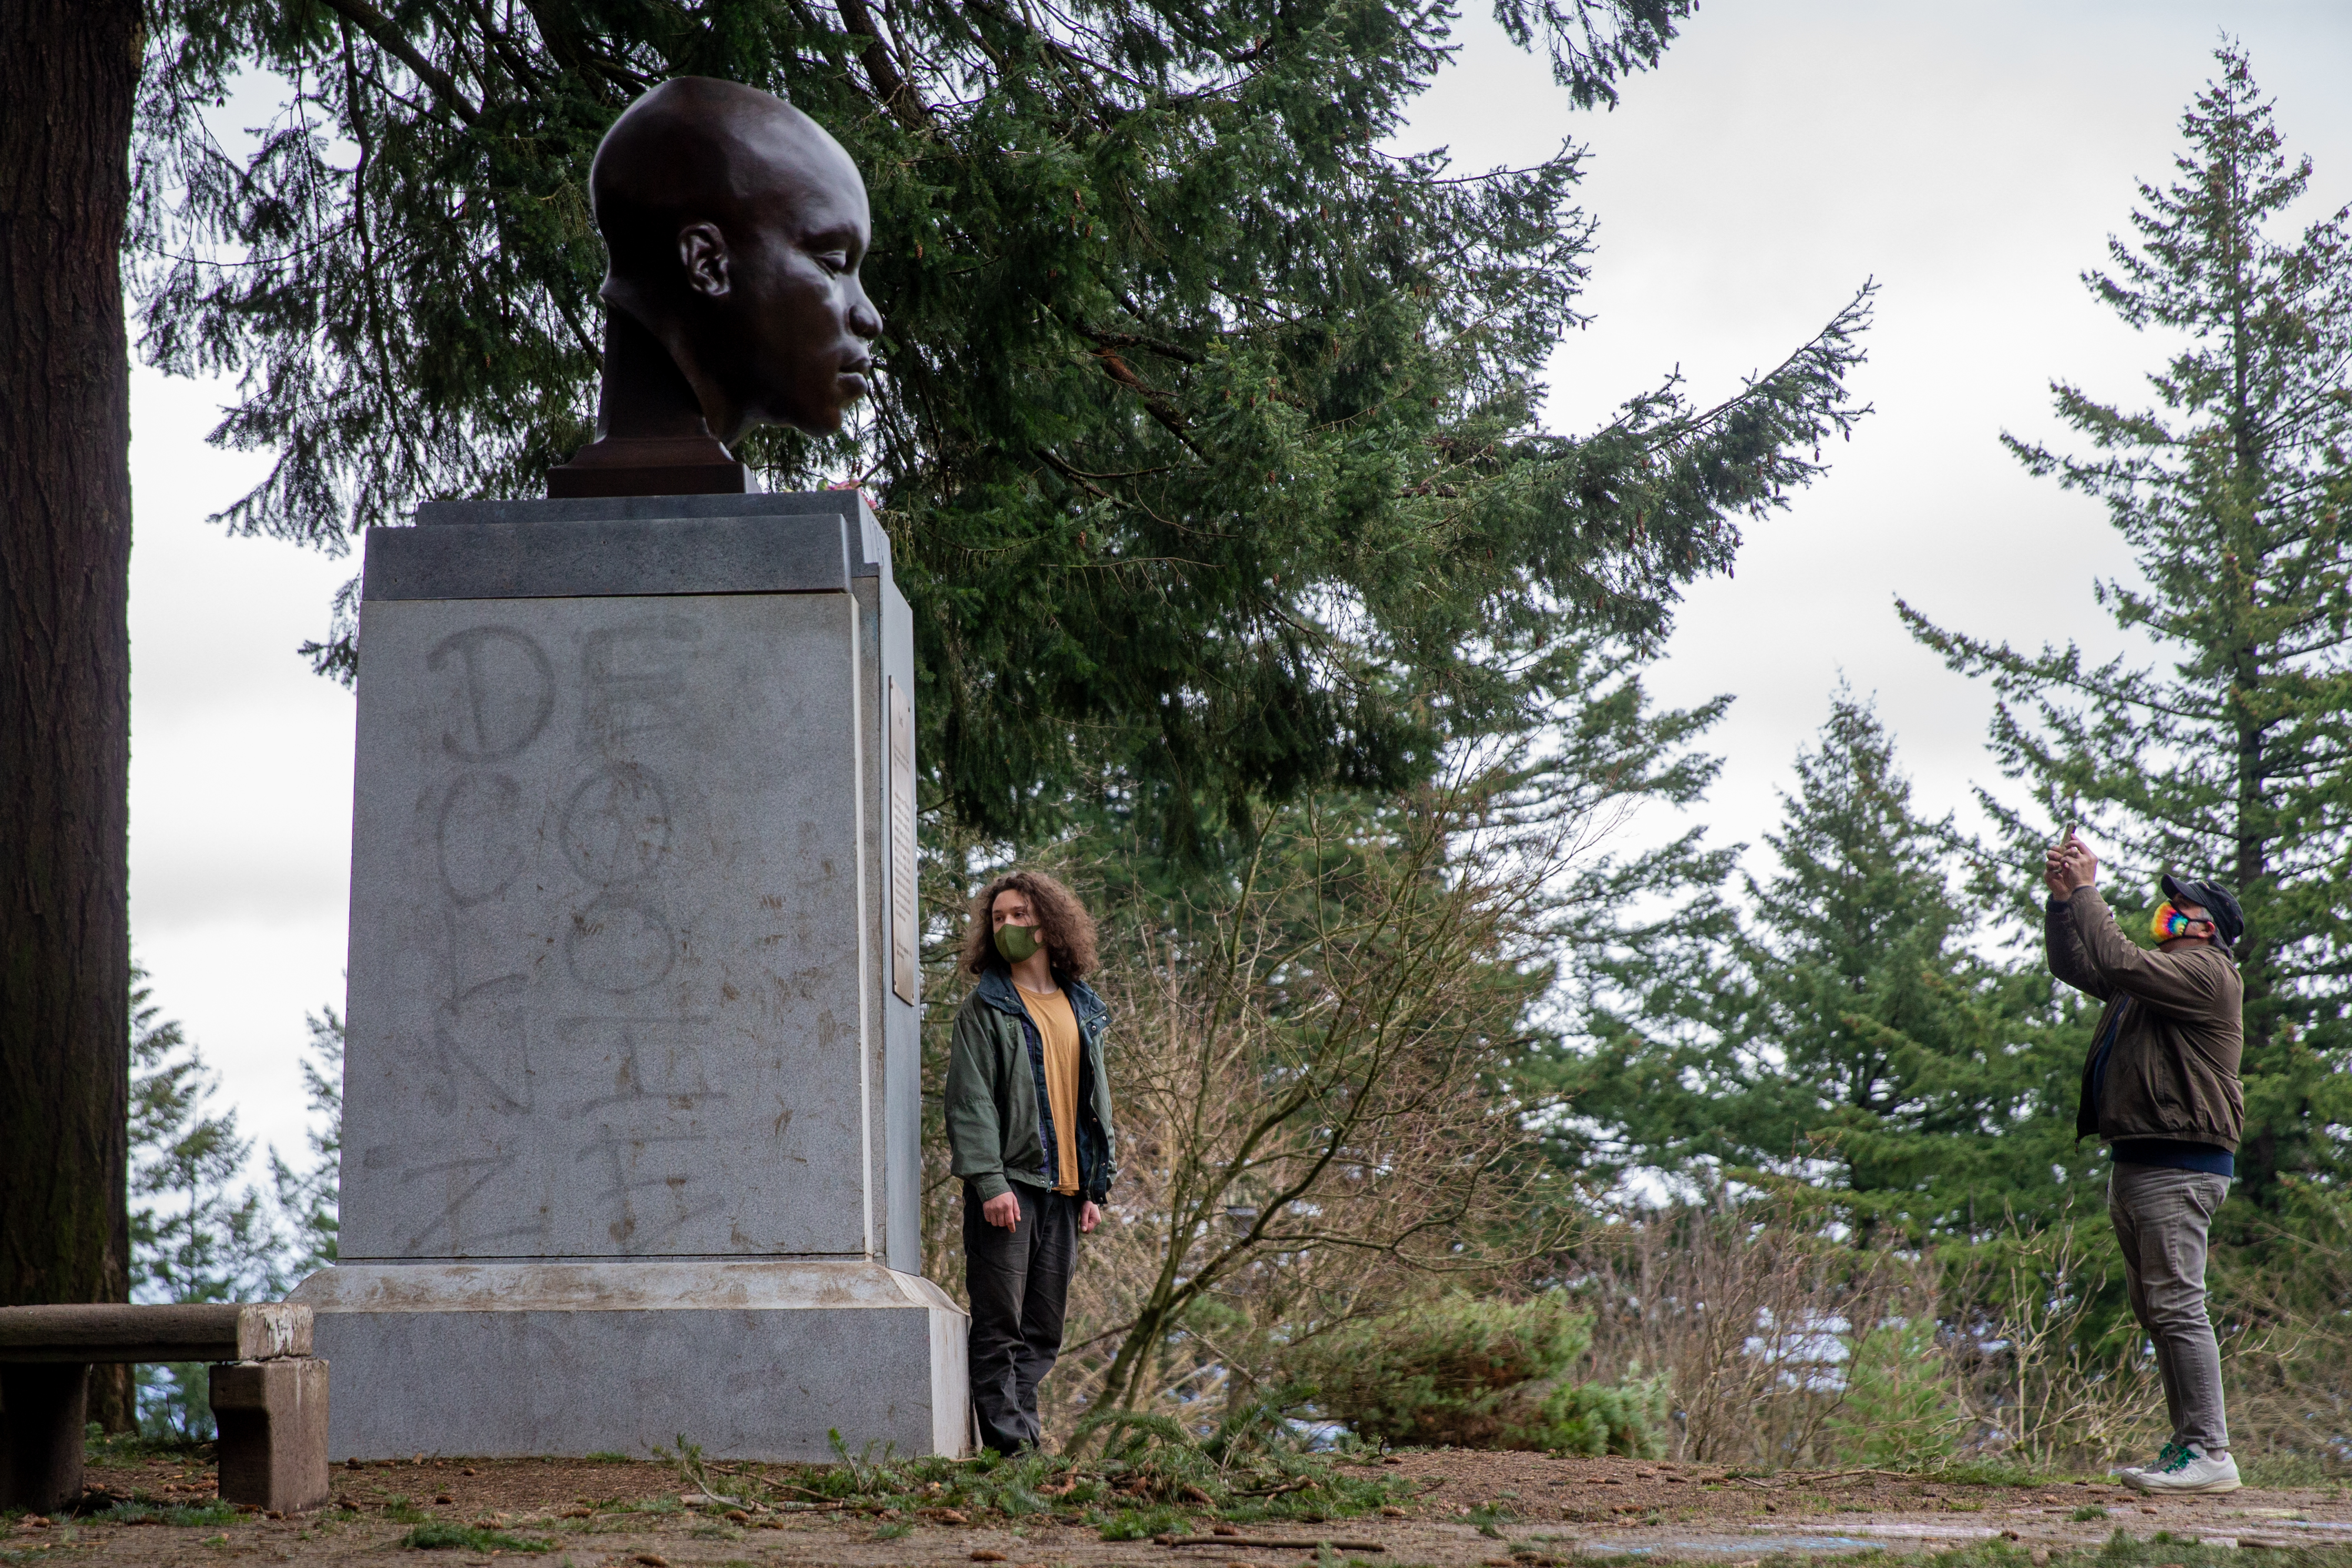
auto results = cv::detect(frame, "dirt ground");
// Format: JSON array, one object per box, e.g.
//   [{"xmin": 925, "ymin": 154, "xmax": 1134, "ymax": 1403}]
[{"xmin": 13, "ymin": 1448, "xmax": 2352, "ymax": 1568}]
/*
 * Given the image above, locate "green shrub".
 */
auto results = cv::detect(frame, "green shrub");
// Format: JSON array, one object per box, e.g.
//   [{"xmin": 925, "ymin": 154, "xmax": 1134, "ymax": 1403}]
[
  {"xmin": 1290, "ymin": 1296, "xmax": 1666, "ymax": 1455},
  {"xmin": 1826, "ymin": 1321, "xmax": 1965, "ymax": 1470}
]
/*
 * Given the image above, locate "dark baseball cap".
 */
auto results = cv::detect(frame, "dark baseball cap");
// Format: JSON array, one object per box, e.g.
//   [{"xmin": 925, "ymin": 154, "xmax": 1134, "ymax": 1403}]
[{"xmin": 2161, "ymin": 873, "xmax": 2244, "ymax": 944}]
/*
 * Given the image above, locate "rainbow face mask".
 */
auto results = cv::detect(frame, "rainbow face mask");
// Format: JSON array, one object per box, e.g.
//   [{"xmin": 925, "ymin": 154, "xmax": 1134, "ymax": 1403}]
[{"xmin": 2151, "ymin": 901, "xmax": 2206, "ymax": 941}]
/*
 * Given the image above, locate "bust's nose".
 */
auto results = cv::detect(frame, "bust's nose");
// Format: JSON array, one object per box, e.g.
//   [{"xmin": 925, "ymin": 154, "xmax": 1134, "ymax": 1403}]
[{"xmin": 847, "ymin": 280, "xmax": 883, "ymax": 343}]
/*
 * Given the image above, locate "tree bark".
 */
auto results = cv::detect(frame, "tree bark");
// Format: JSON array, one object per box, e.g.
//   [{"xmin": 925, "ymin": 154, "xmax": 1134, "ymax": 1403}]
[{"xmin": 0, "ymin": 0, "xmax": 139, "ymax": 1432}]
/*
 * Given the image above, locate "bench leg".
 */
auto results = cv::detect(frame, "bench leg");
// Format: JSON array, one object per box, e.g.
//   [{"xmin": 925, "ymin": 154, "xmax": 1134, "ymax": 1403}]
[
  {"xmin": 0, "ymin": 1362, "xmax": 88, "ymax": 1513},
  {"xmin": 209, "ymin": 1359, "xmax": 329, "ymax": 1513}
]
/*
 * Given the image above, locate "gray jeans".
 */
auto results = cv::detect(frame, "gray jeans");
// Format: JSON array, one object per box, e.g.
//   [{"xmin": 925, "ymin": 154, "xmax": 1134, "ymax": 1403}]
[{"xmin": 2107, "ymin": 1164, "xmax": 2230, "ymax": 1453}]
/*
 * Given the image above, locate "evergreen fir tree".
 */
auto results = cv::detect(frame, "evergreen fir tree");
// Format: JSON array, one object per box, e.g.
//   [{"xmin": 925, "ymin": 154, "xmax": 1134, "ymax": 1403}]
[
  {"xmin": 135, "ymin": 0, "xmax": 1870, "ymax": 856},
  {"xmin": 128, "ymin": 965, "xmax": 285, "ymax": 1437},
  {"xmin": 1902, "ymin": 44, "xmax": 2352, "ymax": 1212},
  {"xmin": 1547, "ymin": 694, "xmax": 2094, "ymax": 1238},
  {"xmin": 267, "ymin": 1005, "xmax": 343, "ymax": 1277}
]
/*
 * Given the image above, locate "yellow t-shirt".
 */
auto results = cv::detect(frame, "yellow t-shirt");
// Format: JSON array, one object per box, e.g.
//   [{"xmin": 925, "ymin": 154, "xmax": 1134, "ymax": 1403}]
[{"xmin": 1017, "ymin": 982, "xmax": 1083, "ymax": 1195}]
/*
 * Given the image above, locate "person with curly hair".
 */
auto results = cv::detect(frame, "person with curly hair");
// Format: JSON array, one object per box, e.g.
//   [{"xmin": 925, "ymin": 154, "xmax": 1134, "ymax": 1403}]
[{"xmin": 943, "ymin": 870, "xmax": 1117, "ymax": 1453}]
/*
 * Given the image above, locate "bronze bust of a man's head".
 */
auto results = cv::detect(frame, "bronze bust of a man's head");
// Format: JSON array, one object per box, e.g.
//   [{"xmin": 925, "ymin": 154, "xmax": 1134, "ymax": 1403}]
[{"xmin": 550, "ymin": 77, "xmax": 882, "ymax": 497}]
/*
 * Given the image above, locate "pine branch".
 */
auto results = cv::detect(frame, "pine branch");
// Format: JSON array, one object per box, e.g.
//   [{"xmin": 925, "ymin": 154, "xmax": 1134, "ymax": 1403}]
[{"xmin": 313, "ymin": 0, "xmax": 480, "ymax": 124}]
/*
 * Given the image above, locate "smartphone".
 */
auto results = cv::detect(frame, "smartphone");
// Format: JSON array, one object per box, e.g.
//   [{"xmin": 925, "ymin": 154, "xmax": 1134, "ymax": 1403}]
[{"xmin": 2057, "ymin": 820, "xmax": 2076, "ymax": 847}]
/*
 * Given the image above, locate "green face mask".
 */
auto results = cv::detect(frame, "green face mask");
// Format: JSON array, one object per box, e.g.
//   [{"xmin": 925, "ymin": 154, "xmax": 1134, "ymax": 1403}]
[{"xmin": 994, "ymin": 922, "xmax": 1041, "ymax": 964}]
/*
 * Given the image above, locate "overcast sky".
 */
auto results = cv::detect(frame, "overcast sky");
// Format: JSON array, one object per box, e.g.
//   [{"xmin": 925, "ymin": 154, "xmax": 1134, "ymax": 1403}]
[{"xmin": 126, "ymin": 0, "xmax": 2352, "ymax": 1180}]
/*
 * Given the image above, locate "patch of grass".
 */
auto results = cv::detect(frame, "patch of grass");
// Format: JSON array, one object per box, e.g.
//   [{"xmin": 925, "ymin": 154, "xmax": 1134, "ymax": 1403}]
[
  {"xmin": 1466, "ymin": 1502, "xmax": 1518, "ymax": 1537},
  {"xmin": 1936, "ymin": 1456, "xmax": 2066, "ymax": 1487},
  {"xmin": 398, "ymin": 1523, "xmax": 554, "ymax": 1553},
  {"xmin": 581, "ymin": 1452, "xmax": 634, "ymax": 1464},
  {"xmin": 377, "ymin": 1495, "xmax": 432, "ymax": 1523},
  {"xmin": 1095, "ymin": 1503, "xmax": 1187, "ymax": 1541},
  {"xmin": 871, "ymin": 1520, "xmax": 913, "ymax": 1540},
  {"xmin": 2072, "ymin": 1505, "xmax": 2111, "ymax": 1522},
  {"xmin": 88, "ymin": 1499, "xmax": 240, "ymax": 1528},
  {"xmin": 2241, "ymin": 1452, "xmax": 2339, "ymax": 1488},
  {"xmin": 82, "ymin": 1425, "xmax": 213, "ymax": 1465}
]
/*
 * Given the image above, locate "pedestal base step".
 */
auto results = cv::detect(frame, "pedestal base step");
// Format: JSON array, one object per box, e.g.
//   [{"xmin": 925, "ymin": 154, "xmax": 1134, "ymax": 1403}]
[{"xmin": 289, "ymin": 1259, "xmax": 967, "ymax": 1461}]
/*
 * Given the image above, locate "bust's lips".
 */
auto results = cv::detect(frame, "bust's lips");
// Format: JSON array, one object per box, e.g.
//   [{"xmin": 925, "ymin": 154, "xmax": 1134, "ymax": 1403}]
[{"xmin": 838, "ymin": 359, "xmax": 873, "ymax": 398}]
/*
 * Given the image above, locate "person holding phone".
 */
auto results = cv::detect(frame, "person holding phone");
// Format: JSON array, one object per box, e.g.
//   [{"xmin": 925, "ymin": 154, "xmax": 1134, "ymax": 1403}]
[
  {"xmin": 943, "ymin": 871, "xmax": 1117, "ymax": 1455},
  {"xmin": 2045, "ymin": 830, "xmax": 2245, "ymax": 1493}
]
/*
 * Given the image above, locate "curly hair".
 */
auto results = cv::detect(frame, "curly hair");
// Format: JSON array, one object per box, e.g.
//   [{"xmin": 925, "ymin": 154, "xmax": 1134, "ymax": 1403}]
[{"xmin": 960, "ymin": 870, "xmax": 1100, "ymax": 979}]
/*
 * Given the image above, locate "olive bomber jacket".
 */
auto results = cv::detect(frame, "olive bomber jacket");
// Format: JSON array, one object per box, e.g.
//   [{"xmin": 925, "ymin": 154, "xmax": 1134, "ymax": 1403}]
[
  {"xmin": 2046, "ymin": 885, "xmax": 2244, "ymax": 1152},
  {"xmin": 944, "ymin": 965, "xmax": 1118, "ymax": 1203}
]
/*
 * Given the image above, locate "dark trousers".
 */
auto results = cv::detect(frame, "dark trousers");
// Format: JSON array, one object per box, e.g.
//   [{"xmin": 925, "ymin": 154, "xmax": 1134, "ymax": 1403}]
[{"xmin": 963, "ymin": 1182, "xmax": 1079, "ymax": 1454}]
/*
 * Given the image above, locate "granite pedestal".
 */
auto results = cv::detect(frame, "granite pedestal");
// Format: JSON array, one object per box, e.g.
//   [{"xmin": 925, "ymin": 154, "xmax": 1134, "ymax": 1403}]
[{"xmin": 290, "ymin": 492, "xmax": 964, "ymax": 1460}]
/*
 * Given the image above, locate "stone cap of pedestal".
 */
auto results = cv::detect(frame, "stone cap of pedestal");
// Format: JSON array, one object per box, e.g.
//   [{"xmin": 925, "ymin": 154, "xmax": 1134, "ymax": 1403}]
[
  {"xmin": 364, "ymin": 490, "xmax": 891, "ymax": 603},
  {"xmin": 287, "ymin": 1258, "xmax": 964, "ymax": 1318}
]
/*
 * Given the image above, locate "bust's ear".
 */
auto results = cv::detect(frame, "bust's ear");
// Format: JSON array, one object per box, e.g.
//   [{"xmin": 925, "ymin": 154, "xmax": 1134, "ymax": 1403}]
[{"xmin": 677, "ymin": 222, "xmax": 730, "ymax": 299}]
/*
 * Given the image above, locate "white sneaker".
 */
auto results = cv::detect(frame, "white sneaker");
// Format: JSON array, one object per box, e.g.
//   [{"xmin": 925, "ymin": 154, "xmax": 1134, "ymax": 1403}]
[
  {"xmin": 2124, "ymin": 1444, "xmax": 2240, "ymax": 1495},
  {"xmin": 2116, "ymin": 1440, "xmax": 2185, "ymax": 1484}
]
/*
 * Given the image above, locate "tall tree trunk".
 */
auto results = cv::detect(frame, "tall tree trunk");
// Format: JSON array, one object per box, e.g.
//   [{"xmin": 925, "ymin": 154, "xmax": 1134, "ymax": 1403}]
[{"xmin": 0, "ymin": 0, "xmax": 139, "ymax": 1432}]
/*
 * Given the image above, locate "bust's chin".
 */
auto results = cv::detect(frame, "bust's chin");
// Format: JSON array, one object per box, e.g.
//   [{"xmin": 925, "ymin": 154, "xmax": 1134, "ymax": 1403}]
[{"xmin": 764, "ymin": 390, "xmax": 849, "ymax": 437}]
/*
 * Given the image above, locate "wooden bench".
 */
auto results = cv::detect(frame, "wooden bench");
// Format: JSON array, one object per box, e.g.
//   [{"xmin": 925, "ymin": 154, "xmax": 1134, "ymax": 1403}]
[{"xmin": 0, "ymin": 1303, "xmax": 328, "ymax": 1515}]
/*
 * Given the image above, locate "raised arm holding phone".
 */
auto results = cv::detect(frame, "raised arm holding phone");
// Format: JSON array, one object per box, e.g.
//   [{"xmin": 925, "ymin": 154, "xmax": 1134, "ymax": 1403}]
[{"xmin": 2044, "ymin": 830, "xmax": 2245, "ymax": 1494}]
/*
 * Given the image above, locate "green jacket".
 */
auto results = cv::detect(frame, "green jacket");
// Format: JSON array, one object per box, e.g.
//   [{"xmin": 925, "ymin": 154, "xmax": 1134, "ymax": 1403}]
[
  {"xmin": 944, "ymin": 965, "xmax": 1117, "ymax": 1203},
  {"xmin": 2047, "ymin": 885, "xmax": 2244, "ymax": 1151}
]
